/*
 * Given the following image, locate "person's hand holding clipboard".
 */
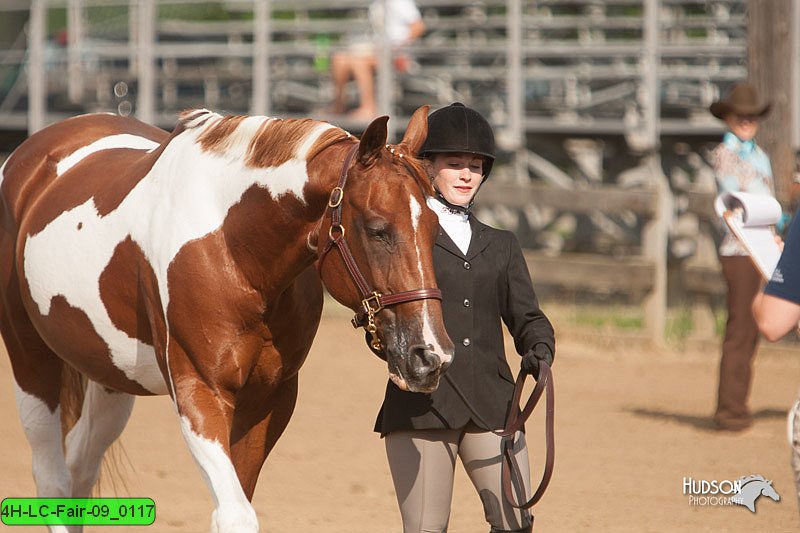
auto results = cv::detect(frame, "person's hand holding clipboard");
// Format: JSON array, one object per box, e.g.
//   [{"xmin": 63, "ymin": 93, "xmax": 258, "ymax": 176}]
[{"xmin": 715, "ymin": 191, "xmax": 783, "ymax": 281}]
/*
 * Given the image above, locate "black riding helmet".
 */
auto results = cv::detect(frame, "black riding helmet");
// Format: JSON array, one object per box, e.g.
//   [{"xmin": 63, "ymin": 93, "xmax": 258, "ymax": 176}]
[{"xmin": 419, "ymin": 102, "xmax": 496, "ymax": 179}]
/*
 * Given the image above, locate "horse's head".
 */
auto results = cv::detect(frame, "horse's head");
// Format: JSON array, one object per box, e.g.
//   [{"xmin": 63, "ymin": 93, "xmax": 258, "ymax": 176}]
[{"xmin": 317, "ymin": 106, "xmax": 454, "ymax": 393}]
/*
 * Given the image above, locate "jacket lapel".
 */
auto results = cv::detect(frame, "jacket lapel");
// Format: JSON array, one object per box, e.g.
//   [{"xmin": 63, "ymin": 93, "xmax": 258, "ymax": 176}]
[
  {"xmin": 435, "ymin": 226, "xmax": 466, "ymax": 259},
  {"xmin": 466, "ymin": 216, "xmax": 491, "ymax": 259}
]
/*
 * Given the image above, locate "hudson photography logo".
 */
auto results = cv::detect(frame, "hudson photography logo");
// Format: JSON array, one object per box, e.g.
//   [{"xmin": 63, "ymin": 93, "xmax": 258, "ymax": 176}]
[{"xmin": 682, "ymin": 475, "xmax": 781, "ymax": 512}]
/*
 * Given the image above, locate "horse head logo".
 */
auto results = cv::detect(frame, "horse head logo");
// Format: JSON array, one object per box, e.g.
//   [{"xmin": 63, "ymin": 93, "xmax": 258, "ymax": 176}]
[{"xmin": 732, "ymin": 475, "xmax": 780, "ymax": 513}]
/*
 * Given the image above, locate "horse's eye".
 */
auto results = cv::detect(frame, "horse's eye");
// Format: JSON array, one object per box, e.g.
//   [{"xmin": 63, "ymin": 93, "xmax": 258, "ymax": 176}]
[{"xmin": 366, "ymin": 221, "xmax": 394, "ymax": 245}]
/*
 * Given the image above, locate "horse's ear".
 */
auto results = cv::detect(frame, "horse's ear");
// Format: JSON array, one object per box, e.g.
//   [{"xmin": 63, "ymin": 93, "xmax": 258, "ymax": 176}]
[
  {"xmin": 358, "ymin": 115, "xmax": 389, "ymax": 163},
  {"xmin": 399, "ymin": 105, "xmax": 430, "ymax": 155}
]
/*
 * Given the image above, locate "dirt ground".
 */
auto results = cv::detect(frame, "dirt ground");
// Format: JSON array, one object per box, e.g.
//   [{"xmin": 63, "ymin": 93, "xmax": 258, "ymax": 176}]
[{"xmin": 1, "ymin": 305, "xmax": 800, "ymax": 533}]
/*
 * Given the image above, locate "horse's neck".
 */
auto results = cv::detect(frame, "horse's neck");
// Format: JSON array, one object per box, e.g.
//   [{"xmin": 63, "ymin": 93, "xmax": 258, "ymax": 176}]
[
  {"xmin": 219, "ymin": 139, "xmax": 353, "ymax": 296},
  {"xmin": 302, "ymin": 141, "xmax": 357, "ymax": 245}
]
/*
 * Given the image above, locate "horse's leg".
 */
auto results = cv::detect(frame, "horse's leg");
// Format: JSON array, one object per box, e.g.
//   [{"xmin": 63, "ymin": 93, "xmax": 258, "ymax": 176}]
[
  {"xmin": 229, "ymin": 266, "xmax": 323, "ymax": 498},
  {"xmin": 230, "ymin": 373, "xmax": 299, "ymax": 499},
  {"xmin": 64, "ymin": 380, "xmax": 135, "ymax": 497},
  {"xmin": 2, "ymin": 288, "xmax": 74, "ymax": 532},
  {"xmin": 166, "ymin": 337, "xmax": 262, "ymax": 533}
]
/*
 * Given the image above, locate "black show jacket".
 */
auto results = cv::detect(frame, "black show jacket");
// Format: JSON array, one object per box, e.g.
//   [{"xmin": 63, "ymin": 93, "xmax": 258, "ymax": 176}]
[{"xmin": 375, "ymin": 216, "xmax": 555, "ymax": 435}]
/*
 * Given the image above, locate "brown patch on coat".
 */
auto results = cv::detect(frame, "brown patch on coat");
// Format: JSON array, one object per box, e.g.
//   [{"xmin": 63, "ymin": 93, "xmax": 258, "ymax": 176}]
[
  {"xmin": 99, "ymin": 236, "xmax": 157, "ymax": 347},
  {"xmin": 32, "ymin": 295, "xmax": 154, "ymax": 395},
  {"xmin": 1, "ymin": 113, "xmax": 166, "ymax": 226}
]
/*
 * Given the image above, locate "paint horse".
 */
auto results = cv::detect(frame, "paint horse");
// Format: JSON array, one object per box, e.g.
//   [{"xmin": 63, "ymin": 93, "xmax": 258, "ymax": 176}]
[{"xmin": 0, "ymin": 106, "xmax": 454, "ymax": 532}]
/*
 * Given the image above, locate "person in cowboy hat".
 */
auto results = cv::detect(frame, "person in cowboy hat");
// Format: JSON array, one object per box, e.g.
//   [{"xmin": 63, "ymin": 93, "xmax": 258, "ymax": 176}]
[
  {"xmin": 371, "ymin": 103, "xmax": 555, "ymax": 532},
  {"xmin": 709, "ymin": 82, "xmax": 779, "ymax": 432}
]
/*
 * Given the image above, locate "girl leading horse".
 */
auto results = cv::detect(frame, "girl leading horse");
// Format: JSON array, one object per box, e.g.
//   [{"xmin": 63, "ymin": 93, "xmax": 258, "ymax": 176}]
[{"xmin": 0, "ymin": 106, "xmax": 453, "ymax": 532}]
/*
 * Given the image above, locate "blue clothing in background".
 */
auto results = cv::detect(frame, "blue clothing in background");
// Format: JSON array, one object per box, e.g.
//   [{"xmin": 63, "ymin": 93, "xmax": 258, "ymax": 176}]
[{"xmin": 765, "ymin": 209, "xmax": 800, "ymax": 304}]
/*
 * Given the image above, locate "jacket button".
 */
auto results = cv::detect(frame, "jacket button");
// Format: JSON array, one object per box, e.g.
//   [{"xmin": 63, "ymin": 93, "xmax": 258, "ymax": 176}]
[
  {"xmin": 463, "ymin": 299, "xmax": 470, "ymax": 307},
  {"xmin": 462, "ymin": 338, "xmax": 471, "ymax": 347},
  {"xmin": 463, "ymin": 261, "xmax": 471, "ymax": 270}
]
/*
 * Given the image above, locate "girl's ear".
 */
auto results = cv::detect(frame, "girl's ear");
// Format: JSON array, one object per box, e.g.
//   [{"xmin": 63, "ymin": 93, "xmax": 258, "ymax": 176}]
[{"xmin": 422, "ymin": 157, "xmax": 435, "ymax": 179}]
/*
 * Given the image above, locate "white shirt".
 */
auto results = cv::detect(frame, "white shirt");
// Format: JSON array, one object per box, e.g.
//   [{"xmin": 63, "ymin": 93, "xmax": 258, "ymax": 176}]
[
  {"xmin": 369, "ymin": 0, "xmax": 423, "ymax": 46},
  {"xmin": 427, "ymin": 196, "xmax": 471, "ymax": 255}
]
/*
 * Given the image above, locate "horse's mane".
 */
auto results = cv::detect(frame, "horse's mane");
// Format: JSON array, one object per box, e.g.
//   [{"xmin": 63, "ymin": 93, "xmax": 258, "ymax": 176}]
[
  {"xmin": 177, "ymin": 108, "xmax": 352, "ymax": 169},
  {"xmin": 177, "ymin": 109, "xmax": 432, "ymax": 196},
  {"xmin": 379, "ymin": 144, "xmax": 435, "ymax": 197}
]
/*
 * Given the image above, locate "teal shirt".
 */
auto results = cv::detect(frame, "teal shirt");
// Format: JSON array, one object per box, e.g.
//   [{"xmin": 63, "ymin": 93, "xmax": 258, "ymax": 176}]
[{"xmin": 713, "ymin": 131, "xmax": 776, "ymax": 256}]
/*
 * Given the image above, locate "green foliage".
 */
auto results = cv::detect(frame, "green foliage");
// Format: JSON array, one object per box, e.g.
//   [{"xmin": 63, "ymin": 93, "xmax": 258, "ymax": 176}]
[
  {"xmin": 665, "ymin": 306, "xmax": 694, "ymax": 348},
  {"xmin": 158, "ymin": 3, "xmax": 250, "ymax": 21},
  {"xmin": 572, "ymin": 305, "xmax": 643, "ymax": 331}
]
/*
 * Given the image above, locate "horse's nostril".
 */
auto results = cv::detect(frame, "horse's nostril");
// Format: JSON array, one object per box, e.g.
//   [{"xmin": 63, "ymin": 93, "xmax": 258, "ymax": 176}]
[{"xmin": 409, "ymin": 344, "xmax": 440, "ymax": 373}]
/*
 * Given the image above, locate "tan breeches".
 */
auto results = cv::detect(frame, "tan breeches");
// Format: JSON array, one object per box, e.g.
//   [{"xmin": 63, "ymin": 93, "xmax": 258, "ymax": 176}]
[{"xmin": 385, "ymin": 423, "xmax": 532, "ymax": 533}]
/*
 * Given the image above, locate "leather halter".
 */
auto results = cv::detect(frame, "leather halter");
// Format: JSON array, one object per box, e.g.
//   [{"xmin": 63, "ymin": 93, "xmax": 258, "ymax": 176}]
[{"xmin": 317, "ymin": 143, "xmax": 443, "ymax": 350}]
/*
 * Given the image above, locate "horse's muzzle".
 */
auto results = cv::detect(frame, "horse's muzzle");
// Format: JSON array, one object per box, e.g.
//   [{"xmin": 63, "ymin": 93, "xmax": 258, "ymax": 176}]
[{"xmin": 402, "ymin": 344, "xmax": 452, "ymax": 393}]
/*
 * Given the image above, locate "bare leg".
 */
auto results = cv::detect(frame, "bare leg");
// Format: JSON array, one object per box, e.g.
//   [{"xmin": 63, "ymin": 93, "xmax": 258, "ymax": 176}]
[
  {"xmin": 348, "ymin": 55, "xmax": 378, "ymax": 119},
  {"xmin": 330, "ymin": 51, "xmax": 353, "ymax": 114}
]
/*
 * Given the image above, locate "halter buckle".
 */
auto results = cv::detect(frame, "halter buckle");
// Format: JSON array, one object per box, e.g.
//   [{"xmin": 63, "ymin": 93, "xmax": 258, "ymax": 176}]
[
  {"xmin": 361, "ymin": 291, "xmax": 383, "ymax": 315},
  {"xmin": 328, "ymin": 186, "xmax": 344, "ymax": 208}
]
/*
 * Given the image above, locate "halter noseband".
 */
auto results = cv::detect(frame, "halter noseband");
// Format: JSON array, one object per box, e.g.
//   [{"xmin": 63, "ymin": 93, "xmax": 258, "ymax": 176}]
[{"xmin": 317, "ymin": 143, "xmax": 442, "ymax": 351}]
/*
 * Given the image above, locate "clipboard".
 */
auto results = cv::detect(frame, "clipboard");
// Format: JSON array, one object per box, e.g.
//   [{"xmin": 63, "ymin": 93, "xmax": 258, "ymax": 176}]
[{"xmin": 714, "ymin": 191, "xmax": 782, "ymax": 281}]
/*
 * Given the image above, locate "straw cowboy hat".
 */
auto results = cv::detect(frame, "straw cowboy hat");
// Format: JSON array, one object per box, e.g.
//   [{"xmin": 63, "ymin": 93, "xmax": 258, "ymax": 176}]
[{"xmin": 709, "ymin": 82, "xmax": 771, "ymax": 119}]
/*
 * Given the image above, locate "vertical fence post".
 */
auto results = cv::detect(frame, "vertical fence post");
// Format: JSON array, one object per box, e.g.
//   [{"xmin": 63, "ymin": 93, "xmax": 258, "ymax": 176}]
[
  {"xmin": 67, "ymin": 0, "xmax": 84, "ymax": 104},
  {"xmin": 642, "ymin": 0, "xmax": 667, "ymax": 346},
  {"xmin": 506, "ymin": 0, "xmax": 525, "ymax": 181},
  {"xmin": 28, "ymin": 0, "xmax": 46, "ymax": 134},
  {"xmin": 376, "ymin": 0, "xmax": 393, "ymax": 118},
  {"xmin": 252, "ymin": 0, "xmax": 270, "ymax": 116},
  {"xmin": 137, "ymin": 0, "xmax": 155, "ymax": 124},
  {"xmin": 748, "ymin": 0, "xmax": 794, "ymax": 204}
]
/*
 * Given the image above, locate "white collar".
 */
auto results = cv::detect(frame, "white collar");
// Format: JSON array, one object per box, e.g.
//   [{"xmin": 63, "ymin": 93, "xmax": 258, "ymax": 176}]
[{"xmin": 427, "ymin": 196, "xmax": 469, "ymax": 222}]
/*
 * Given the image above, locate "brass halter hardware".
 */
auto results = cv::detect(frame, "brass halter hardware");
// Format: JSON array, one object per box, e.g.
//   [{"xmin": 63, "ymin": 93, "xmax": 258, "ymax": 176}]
[{"xmin": 317, "ymin": 143, "xmax": 442, "ymax": 352}]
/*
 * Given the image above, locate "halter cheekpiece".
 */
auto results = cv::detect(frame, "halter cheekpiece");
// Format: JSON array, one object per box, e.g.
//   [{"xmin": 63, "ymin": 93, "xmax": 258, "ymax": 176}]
[{"xmin": 317, "ymin": 143, "xmax": 443, "ymax": 351}]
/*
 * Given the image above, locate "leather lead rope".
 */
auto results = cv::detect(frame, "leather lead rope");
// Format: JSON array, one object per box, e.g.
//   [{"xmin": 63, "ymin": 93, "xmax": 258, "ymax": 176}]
[
  {"xmin": 443, "ymin": 361, "xmax": 555, "ymax": 510},
  {"xmin": 317, "ymin": 143, "xmax": 443, "ymax": 350}
]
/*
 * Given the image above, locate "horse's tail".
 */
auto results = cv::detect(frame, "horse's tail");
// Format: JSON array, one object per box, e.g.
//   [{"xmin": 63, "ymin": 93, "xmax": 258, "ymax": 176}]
[
  {"xmin": 59, "ymin": 362, "xmax": 86, "ymax": 437},
  {"xmin": 58, "ymin": 364, "xmax": 131, "ymax": 496}
]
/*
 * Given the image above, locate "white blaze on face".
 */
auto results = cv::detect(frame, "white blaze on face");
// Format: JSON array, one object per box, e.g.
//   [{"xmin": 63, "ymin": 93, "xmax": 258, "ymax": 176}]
[
  {"xmin": 408, "ymin": 195, "xmax": 451, "ymax": 363},
  {"xmin": 23, "ymin": 119, "xmax": 335, "ymax": 394}
]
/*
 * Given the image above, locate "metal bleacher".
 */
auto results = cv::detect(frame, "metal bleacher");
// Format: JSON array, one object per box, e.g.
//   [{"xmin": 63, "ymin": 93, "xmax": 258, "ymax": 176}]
[{"xmin": 0, "ymin": 0, "xmax": 748, "ymax": 140}]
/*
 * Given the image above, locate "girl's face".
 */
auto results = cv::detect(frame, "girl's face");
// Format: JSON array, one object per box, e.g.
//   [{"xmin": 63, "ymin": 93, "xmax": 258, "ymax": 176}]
[
  {"xmin": 724, "ymin": 113, "xmax": 760, "ymax": 141},
  {"xmin": 426, "ymin": 152, "xmax": 485, "ymax": 206}
]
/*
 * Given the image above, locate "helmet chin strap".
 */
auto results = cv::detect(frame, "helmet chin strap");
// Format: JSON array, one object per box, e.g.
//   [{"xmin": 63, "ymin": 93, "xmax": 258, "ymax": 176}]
[{"xmin": 434, "ymin": 189, "xmax": 472, "ymax": 214}]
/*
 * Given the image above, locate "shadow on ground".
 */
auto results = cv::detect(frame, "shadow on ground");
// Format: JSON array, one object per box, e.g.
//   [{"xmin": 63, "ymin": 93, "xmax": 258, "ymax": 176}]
[{"xmin": 625, "ymin": 407, "xmax": 787, "ymax": 431}]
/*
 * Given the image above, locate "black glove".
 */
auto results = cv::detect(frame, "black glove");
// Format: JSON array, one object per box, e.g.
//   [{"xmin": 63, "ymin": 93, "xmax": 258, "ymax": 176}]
[
  {"xmin": 520, "ymin": 344, "xmax": 553, "ymax": 379},
  {"xmin": 365, "ymin": 331, "xmax": 387, "ymax": 361}
]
